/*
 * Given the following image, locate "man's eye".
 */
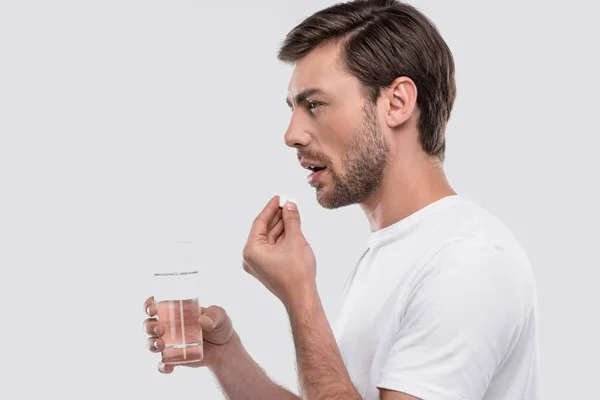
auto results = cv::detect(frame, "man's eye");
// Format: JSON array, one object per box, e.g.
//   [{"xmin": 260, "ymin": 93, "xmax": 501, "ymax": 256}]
[{"xmin": 307, "ymin": 101, "xmax": 321, "ymax": 112}]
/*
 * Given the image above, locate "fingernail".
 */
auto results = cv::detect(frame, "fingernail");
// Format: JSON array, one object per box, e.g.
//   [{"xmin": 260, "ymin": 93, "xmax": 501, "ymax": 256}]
[
  {"xmin": 153, "ymin": 340, "xmax": 159, "ymax": 349},
  {"xmin": 205, "ymin": 316, "xmax": 215, "ymax": 328},
  {"xmin": 153, "ymin": 326, "xmax": 160, "ymax": 335},
  {"xmin": 146, "ymin": 306, "xmax": 151, "ymax": 315},
  {"xmin": 287, "ymin": 201, "xmax": 297, "ymax": 211}
]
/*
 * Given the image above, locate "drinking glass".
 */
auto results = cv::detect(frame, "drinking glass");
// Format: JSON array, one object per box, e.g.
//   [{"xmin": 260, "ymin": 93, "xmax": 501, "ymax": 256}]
[{"xmin": 154, "ymin": 241, "xmax": 203, "ymax": 365}]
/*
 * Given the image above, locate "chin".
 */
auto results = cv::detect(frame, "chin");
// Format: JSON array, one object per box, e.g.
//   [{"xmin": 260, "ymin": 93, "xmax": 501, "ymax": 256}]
[{"xmin": 316, "ymin": 187, "xmax": 355, "ymax": 209}]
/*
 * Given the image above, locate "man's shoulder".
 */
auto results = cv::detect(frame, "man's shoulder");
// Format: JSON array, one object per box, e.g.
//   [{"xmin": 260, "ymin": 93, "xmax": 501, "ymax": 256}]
[
  {"xmin": 422, "ymin": 236, "xmax": 537, "ymax": 312},
  {"xmin": 425, "ymin": 197, "xmax": 529, "ymax": 261}
]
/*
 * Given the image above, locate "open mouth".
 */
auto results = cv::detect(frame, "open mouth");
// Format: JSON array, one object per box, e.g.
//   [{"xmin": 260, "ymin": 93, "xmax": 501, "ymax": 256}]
[
  {"xmin": 300, "ymin": 159, "xmax": 328, "ymax": 185},
  {"xmin": 301, "ymin": 163, "xmax": 327, "ymax": 185},
  {"xmin": 307, "ymin": 165, "xmax": 326, "ymax": 173},
  {"xmin": 300, "ymin": 160, "xmax": 327, "ymax": 172}
]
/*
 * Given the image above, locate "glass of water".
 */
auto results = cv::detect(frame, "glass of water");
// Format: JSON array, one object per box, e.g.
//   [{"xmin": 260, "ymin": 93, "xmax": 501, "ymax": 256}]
[{"xmin": 154, "ymin": 241, "xmax": 203, "ymax": 365}]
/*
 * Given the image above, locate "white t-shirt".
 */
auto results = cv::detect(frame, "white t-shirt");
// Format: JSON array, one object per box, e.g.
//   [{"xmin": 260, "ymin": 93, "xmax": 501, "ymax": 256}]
[{"xmin": 333, "ymin": 195, "xmax": 538, "ymax": 400}]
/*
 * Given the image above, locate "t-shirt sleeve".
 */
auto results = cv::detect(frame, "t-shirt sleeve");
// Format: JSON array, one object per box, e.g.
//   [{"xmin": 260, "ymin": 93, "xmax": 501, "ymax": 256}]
[{"xmin": 376, "ymin": 241, "xmax": 528, "ymax": 400}]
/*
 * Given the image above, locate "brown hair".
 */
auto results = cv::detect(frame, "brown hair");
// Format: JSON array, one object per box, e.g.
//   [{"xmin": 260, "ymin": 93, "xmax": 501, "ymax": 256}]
[{"xmin": 278, "ymin": 0, "xmax": 456, "ymax": 162}]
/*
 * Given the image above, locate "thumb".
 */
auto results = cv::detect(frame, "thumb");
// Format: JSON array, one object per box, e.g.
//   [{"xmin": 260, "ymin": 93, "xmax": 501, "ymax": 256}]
[
  {"xmin": 199, "ymin": 305, "xmax": 228, "ymax": 332},
  {"xmin": 199, "ymin": 305, "xmax": 233, "ymax": 345},
  {"xmin": 282, "ymin": 200, "xmax": 302, "ymax": 236}
]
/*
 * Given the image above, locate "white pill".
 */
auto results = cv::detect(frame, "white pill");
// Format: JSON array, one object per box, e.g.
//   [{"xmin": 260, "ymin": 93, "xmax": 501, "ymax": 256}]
[{"xmin": 278, "ymin": 194, "xmax": 288, "ymax": 208}]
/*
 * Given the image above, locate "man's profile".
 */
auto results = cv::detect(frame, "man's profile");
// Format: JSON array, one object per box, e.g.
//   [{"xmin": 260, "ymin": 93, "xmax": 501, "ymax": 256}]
[{"xmin": 143, "ymin": 1, "xmax": 538, "ymax": 399}]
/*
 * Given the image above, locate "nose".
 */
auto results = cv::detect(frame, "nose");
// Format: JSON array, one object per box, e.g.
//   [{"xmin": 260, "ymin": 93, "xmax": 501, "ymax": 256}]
[{"xmin": 284, "ymin": 112, "xmax": 311, "ymax": 149}]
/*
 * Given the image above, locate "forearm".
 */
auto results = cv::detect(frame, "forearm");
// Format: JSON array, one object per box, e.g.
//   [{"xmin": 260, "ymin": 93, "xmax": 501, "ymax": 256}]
[
  {"xmin": 286, "ymin": 289, "xmax": 362, "ymax": 400},
  {"xmin": 209, "ymin": 331, "xmax": 299, "ymax": 400}
]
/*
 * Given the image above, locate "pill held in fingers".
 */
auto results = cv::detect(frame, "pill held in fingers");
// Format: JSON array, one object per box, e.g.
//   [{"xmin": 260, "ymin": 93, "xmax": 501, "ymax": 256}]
[
  {"xmin": 276, "ymin": 194, "xmax": 288, "ymax": 208},
  {"xmin": 275, "ymin": 194, "xmax": 297, "ymax": 208}
]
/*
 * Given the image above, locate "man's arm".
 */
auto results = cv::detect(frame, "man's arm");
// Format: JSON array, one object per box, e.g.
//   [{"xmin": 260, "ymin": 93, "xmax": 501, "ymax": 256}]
[
  {"xmin": 286, "ymin": 289, "xmax": 421, "ymax": 400},
  {"xmin": 286, "ymin": 289, "xmax": 362, "ymax": 400},
  {"xmin": 239, "ymin": 198, "xmax": 415, "ymax": 399},
  {"xmin": 209, "ymin": 331, "xmax": 300, "ymax": 400},
  {"xmin": 379, "ymin": 389, "xmax": 420, "ymax": 400}
]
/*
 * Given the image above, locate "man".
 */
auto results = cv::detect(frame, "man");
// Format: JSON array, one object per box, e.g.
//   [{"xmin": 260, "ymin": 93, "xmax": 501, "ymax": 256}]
[{"xmin": 143, "ymin": 1, "xmax": 539, "ymax": 399}]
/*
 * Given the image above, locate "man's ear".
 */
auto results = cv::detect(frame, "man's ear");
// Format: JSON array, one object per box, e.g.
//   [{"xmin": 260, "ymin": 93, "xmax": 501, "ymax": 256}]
[{"xmin": 382, "ymin": 76, "xmax": 418, "ymax": 128}]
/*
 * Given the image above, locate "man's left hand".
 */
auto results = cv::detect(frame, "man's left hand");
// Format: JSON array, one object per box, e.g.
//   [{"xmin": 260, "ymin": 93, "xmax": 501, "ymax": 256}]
[{"xmin": 242, "ymin": 196, "xmax": 317, "ymax": 308}]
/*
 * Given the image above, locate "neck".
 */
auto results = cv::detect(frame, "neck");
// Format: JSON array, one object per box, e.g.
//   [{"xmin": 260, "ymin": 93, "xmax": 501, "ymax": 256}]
[{"xmin": 360, "ymin": 153, "xmax": 456, "ymax": 232}]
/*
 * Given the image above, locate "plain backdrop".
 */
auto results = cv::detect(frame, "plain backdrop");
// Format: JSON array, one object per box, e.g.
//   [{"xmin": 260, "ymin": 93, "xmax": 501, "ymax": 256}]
[{"xmin": 1, "ymin": 1, "xmax": 598, "ymax": 399}]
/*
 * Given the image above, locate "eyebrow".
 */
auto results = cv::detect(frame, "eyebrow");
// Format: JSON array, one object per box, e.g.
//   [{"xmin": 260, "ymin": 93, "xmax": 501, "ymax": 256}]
[{"xmin": 286, "ymin": 88, "xmax": 326, "ymax": 108}]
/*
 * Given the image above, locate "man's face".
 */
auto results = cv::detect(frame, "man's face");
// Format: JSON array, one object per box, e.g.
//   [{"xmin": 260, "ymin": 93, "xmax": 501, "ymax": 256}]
[{"xmin": 285, "ymin": 42, "xmax": 389, "ymax": 209}]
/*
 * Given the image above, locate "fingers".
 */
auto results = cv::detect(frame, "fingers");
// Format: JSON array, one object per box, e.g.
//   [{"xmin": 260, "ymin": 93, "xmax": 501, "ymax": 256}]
[
  {"xmin": 144, "ymin": 297, "xmax": 164, "ymax": 355},
  {"xmin": 249, "ymin": 196, "xmax": 281, "ymax": 239},
  {"xmin": 267, "ymin": 208, "xmax": 282, "ymax": 232},
  {"xmin": 144, "ymin": 296, "xmax": 157, "ymax": 317},
  {"xmin": 143, "ymin": 318, "xmax": 164, "ymax": 337},
  {"xmin": 147, "ymin": 337, "xmax": 165, "ymax": 353},
  {"xmin": 158, "ymin": 362, "xmax": 175, "ymax": 374},
  {"xmin": 275, "ymin": 230, "xmax": 286, "ymax": 245},
  {"xmin": 145, "ymin": 296, "xmax": 174, "ymax": 374},
  {"xmin": 268, "ymin": 217, "xmax": 284, "ymax": 244}
]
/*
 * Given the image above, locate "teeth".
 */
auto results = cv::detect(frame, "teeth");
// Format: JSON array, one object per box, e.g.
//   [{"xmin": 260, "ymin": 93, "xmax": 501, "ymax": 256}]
[{"xmin": 302, "ymin": 163, "xmax": 324, "ymax": 171}]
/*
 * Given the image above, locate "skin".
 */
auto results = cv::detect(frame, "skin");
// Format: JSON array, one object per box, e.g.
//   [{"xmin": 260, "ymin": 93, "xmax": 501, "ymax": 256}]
[{"xmin": 144, "ymin": 40, "xmax": 456, "ymax": 400}]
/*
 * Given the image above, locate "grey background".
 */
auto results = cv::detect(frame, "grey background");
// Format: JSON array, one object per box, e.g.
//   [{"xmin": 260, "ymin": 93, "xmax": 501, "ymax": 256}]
[{"xmin": 1, "ymin": 1, "xmax": 598, "ymax": 399}]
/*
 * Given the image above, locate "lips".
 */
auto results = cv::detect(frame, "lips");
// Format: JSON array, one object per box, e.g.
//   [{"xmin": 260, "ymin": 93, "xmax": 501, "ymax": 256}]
[
  {"xmin": 299, "ymin": 157, "xmax": 328, "ymax": 185},
  {"xmin": 307, "ymin": 167, "xmax": 326, "ymax": 185}
]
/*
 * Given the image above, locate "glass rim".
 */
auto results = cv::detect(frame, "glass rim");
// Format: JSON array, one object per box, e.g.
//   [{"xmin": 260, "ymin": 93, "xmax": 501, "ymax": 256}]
[{"xmin": 154, "ymin": 271, "xmax": 199, "ymax": 277}]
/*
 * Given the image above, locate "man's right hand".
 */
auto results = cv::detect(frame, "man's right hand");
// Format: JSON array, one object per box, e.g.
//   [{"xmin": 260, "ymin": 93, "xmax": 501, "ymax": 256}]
[{"xmin": 143, "ymin": 296, "xmax": 235, "ymax": 374}]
